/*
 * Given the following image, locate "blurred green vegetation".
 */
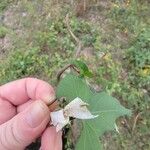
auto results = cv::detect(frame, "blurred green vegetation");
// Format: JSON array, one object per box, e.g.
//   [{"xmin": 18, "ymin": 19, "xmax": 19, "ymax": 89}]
[
  {"xmin": 0, "ymin": 25, "xmax": 8, "ymax": 38},
  {"xmin": 0, "ymin": 0, "xmax": 149, "ymax": 149},
  {"xmin": 0, "ymin": 0, "xmax": 15, "ymax": 13}
]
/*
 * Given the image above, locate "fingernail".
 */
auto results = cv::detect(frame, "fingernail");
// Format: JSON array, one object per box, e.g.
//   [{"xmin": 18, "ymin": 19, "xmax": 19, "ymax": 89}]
[
  {"xmin": 26, "ymin": 101, "xmax": 49, "ymax": 128},
  {"xmin": 44, "ymin": 93, "xmax": 56, "ymax": 104}
]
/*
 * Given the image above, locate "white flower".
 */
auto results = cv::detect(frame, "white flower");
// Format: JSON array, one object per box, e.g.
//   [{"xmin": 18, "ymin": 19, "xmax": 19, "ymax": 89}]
[
  {"xmin": 50, "ymin": 110, "xmax": 69, "ymax": 132},
  {"xmin": 50, "ymin": 97, "xmax": 98, "ymax": 132}
]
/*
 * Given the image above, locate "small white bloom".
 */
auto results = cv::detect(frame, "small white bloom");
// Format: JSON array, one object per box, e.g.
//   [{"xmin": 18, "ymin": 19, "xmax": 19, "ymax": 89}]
[
  {"xmin": 64, "ymin": 97, "xmax": 98, "ymax": 119},
  {"xmin": 50, "ymin": 110, "xmax": 69, "ymax": 132},
  {"xmin": 50, "ymin": 97, "xmax": 98, "ymax": 132}
]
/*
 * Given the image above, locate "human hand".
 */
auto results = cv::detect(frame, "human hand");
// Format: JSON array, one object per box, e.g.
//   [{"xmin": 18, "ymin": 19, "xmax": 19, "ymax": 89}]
[{"xmin": 0, "ymin": 78, "xmax": 62, "ymax": 150}]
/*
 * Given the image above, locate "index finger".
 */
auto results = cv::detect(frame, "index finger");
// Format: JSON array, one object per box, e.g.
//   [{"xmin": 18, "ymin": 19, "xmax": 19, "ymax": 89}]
[{"xmin": 0, "ymin": 78, "xmax": 55, "ymax": 105}]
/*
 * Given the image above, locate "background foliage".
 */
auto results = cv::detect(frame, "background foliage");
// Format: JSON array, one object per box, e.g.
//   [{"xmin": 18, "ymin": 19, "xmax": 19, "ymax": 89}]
[{"xmin": 0, "ymin": 0, "xmax": 149, "ymax": 149}]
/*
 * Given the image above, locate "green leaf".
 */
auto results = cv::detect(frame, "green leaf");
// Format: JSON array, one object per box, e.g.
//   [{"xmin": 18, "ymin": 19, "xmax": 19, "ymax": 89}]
[
  {"xmin": 76, "ymin": 122, "xmax": 102, "ymax": 150},
  {"xmin": 71, "ymin": 60, "xmax": 93, "ymax": 78},
  {"xmin": 56, "ymin": 73, "xmax": 92, "ymax": 101},
  {"xmin": 56, "ymin": 74, "xmax": 131, "ymax": 150}
]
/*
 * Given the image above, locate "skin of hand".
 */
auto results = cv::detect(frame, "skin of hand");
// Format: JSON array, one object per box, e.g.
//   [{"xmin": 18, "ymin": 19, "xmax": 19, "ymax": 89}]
[{"xmin": 0, "ymin": 78, "xmax": 62, "ymax": 150}]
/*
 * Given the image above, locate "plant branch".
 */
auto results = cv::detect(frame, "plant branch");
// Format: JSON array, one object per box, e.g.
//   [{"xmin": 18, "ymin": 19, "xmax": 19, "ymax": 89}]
[
  {"xmin": 57, "ymin": 64, "xmax": 80, "ymax": 82},
  {"xmin": 132, "ymin": 112, "xmax": 142, "ymax": 134},
  {"xmin": 65, "ymin": 14, "xmax": 82, "ymax": 58}
]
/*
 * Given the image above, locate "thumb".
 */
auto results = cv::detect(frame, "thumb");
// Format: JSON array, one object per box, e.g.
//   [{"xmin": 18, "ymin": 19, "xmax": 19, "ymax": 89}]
[{"xmin": 0, "ymin": 100, "xmax": 50, "ymax": 150}]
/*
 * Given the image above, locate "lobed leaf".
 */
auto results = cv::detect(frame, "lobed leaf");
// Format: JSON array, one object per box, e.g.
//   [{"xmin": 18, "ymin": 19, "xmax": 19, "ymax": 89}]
[{"xmin": 56, "ymin": 74, "xmax": 131, "ymax": 150}]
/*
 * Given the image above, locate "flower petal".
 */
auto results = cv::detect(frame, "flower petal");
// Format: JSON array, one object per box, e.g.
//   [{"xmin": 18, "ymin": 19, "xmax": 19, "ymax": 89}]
[
  {"xmin": 50, "ymin": 109, "xmax": 69, "ymax": 131},
  {"xmin": 64, "ymin": 97, "xmax": 98, "ymax": 119}
]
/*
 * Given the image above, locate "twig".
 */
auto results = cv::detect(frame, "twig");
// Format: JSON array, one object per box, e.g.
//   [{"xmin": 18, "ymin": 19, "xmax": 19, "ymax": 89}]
[
  {"xmin": 57, "ymin": 64, "xmax": 72, "ymax": 82},
  {"xmin": 71, "ymin": 65, "xmax": 80, "ymax": 74},
  {"xmin": 83, "ymin": 0, "xmax": 86, "ymax": 11},
  {"xmin": 57, "ymin": 64, "xmax": 80, "ymax": 82},
  {"xmin": 121, "ymin": 117, "xmax": 131, "ymax": 133},
  {"xmin": 132, "ymin": 112, "xmax": 142, "ymax": 134},
  {"xmin": 56, "ymin": 14, "xmax": 83, "ymax": 83},
  {"xmin": 65, "ymin": 14, "xmax": 82, "ymax": 58}
]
